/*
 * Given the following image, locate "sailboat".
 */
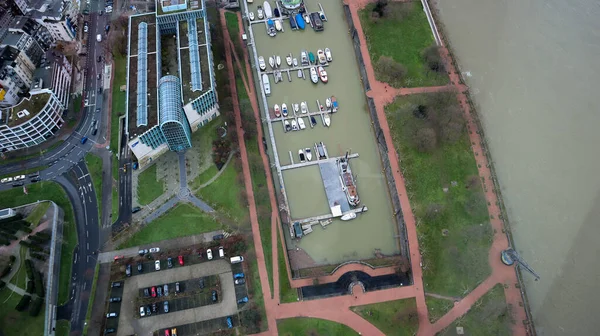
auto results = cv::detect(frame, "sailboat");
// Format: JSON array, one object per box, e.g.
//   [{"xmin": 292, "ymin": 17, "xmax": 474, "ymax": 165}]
[
  {"xmin": 310, "ymin": 116, "xmax": 317, "ymax": 127},
  {"xmin": 297, "ymin": 69, "xmax": 303, "ymax": 78},
  {"xmin": 305, "ymin": 148, "xmax": 312, "ymax": 161},
  {"xmin": 310, "ymin": 67, "xmax": 318, "ymax": 84},
  {"xmin": 282, "ymin": 103, "xmax": 289, "ymax": 117},
  {"xmin": 300, "ymin": 101, "xmax": 308, "ymax": 114},
  {"xmin": 275, "ymin": 19, "xmax": 282, "ymax": 31},
  {"xmin": 262, "ymin": 74, "xmax": 271, "ymax": 95},
  {"xmin": 297, "ymin": 117, "xmax": 306, "ymax": 130},
  {"xmin": 258, "ymin": 56, "xmax": 266, "ymax": 71},
  {"xmin": 323, "ymin": 113, "xmax": 331, "ymax": 127},
  {"xmin": 325, "ymin": 98, "xmax": 331, "ymax": 109},
  {"xmin": 341, "ymin": 212, "xmax": 357, "ymax": 221},
  {"xmin": 293, "ymin": 58, "xmax": 298, "ymax": 66},
  {"xmin": 300, "ymin": 50, "xmax": 308, "ymax": 65},
  {"xmin": 274, "ymin": 104, "xmax": 281, "ymax": 117},
  {"xmin": 325, "ymin": 48, "xmax": 332, "ymax": 62}
]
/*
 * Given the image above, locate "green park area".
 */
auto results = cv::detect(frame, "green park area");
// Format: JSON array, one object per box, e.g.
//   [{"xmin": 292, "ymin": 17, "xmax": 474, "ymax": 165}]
[
  {"xmin": 359, "ymin": 1, "xmax": 448, "ymax": 87},
  {"xmin": 277, "ymin": 317, "xmax": 359, "ymax": 336},
  {"xmin": 0, "ymin": 288, "xmax": 45, "ymax": 336},
  {"xmin": 385, "ymin": 93, "xmax": 492, "ymax": 306},
  {"xmin": 85, "ymin": 153, "xmax": 104, "ymax": 222},
  {"xmin": 351, "ymin": 298, "xmax": 419, "ymax": 336},
  {"xmin": 137, "ymin": 163, "xmax": 165, "ymax": 206},
  {"xmin": 119, "ymin": 203, "xmax": 221, "ymax": 248}
]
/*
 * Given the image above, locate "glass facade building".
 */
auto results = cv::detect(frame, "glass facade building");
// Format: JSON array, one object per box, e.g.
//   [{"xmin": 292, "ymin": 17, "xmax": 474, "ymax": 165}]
[{"xmin": 158, "ymin": 75, "xmax": 191, "ymax": 151}]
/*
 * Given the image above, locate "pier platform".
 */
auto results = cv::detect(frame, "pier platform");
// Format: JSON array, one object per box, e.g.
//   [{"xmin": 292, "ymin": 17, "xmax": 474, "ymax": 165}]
[
  {"xmin": 280, "ymin": 153, "xmax": 359, "ymax": 171},
  {"xmin": 294, "ymin": 207, "xmax": 368, "ymax": 225},
  {"xmin": 263, "ymin": 62, "xmax": 330, "ymax": 75},
  {"xmin": 319, "ymin": 160, "xmax": 351, "ymax": 213}
]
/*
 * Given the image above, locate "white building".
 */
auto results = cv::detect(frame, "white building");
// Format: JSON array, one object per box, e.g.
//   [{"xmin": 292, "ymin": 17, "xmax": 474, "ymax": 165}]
[{"xmin": 29, "ymin": 0, "xmax": 79, "ymax": 42}]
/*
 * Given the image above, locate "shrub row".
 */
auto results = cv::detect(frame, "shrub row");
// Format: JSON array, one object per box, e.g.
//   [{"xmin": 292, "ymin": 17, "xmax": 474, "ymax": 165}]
[
  {"xmin": 31, "ymin": 253, "xmax": 48, "ymax": 261},
  {"xmin": 0, "ymin": 265, "xmax": 11, "ymax": 278},
  {"xmin": 26, "ymin": 280, "xmax": 35, "ymax": 294},
  {"xmin": 15, "ymin": 294, "xmax": 31, "ymax": 311},
  {"xmin": 29, "ymin": 297, "xmax": 43, "ymax": 316},
  {"xmin": 0, "ymin": 213, "xmax": 23, "ymax": 224},
  {"xmin": 33, "ymin": 270, "xmax": 44, "ymax": 297},
  {"xmin": 19, "ymin": 241, "xmax": 44, "ymax": 252},
  {"xmin": 0, "ymin": 280, "xmax": 5, "ymax": 289},
  {"xmin": 24, "ymin": 259, "xmax": 34, "ymax": 279}
]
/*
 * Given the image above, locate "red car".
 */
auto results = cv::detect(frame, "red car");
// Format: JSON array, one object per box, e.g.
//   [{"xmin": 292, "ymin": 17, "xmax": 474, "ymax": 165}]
[
  {"xmin": 164, "ymin": 329, "xmax": 170, "ymax": 336},
  {"xmin": 178, "ymin": 255, "xmax": 184, "ymax": 266},
  {"xmin": 151, "ymin": 286, "xmax": 157, "ymax": 298},
  {"xmin": 113, "ymin": 255, "xmax": 124, "ymax": 261}
]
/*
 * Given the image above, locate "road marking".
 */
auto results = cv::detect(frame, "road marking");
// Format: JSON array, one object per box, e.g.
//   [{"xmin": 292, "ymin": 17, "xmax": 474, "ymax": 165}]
[
  {"xmin": 74, "ymin": 252, "xmax": 78, "ymax": 262},
  {"xmin": 86, "ymin": 230, "xmax": 89, "ymax": 238},
  {"xmin": 89, "ymin": 196, "xmax": 92, "ymax": 203},
  {"xmin": 87, "ymin": 243, "xmax": 89, "ymax": 250},
  {"xmin": 78, "ymin": 174, "xmax": 90, "ymax": 180}
]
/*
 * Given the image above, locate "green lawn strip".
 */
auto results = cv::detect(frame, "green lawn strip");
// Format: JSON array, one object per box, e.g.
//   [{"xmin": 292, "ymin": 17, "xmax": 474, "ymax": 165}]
[
  {"xmin": 188, "ymin": 118, "xmax": 222, "ymax": 191},
  {"xmin": 82, "ymin": 264, "xmax": 100, "ymax": 336},
  {"xmin": 85, "ymin": 153, "xmax": 104, "ymax": 223},
  {"xmin": 350, "ymin": 298, "xmax": 419, "ymax": 336},
  {"xmin": 111, "ymin": 157, "xmax": 119, "ymax": 221},
  {"xmin": 196, "ymin": 162, "xmax": 247, "ymax": 223},
  {"xmin": 224, "ymin": 12, "xmax": 246, "ymax": 82},
  {"xmin": 119, "ymin": 203, "xmax": 222, "ymax": 248},
  {"xmin": 425, "ymin": 295, "xmax": 455, "ymax": 323},
  {"xmin": 0, "ymin": 166, "xmax": 49, "ymax": 180},
  {"xmin": 111, "ymin": 54, "xmax": 127, "ymax": 153},
  {"xmin": 278, "ymin": 233, "xmax": 297, "ymax": 303},
  {"xmin": 0, "ymin": 286, "xmax": 46, "ymax": 336},
  {"xmin": 55, "ymin": 320, "xmax": 71, "ymax": 336},
  {"xmin": 385, "ymin": 93, "xmax": 492, "ymax": 297},
  {"xmin": 277, "ymin": 317, "xmax": 359, "ymax": 336},
  {"xmin": 136, "ymin": 164, "xmax": 164, "ymax": 206},
  {"xmin": 192, "ymin": 165, "xmax": 218, "ymax": 189},
  {"xmin": 246, "ymin": 242, "xmax": 268, "ymax": 333},
  {"xmin": 359, "ymin": 2, "xmax": 448, "ymax": 87},
  {"xmin": 72, "ymin": 94, "xmax": 82, "ymax": 114},
  {"xmin": 25, "ymin": 202, "xmax": 51, "ymax": 227},
  {"xmin": 9, "ymin": 246, "xmax": 28, "ymax": 288},
  {"xmin": 439, "ymin": 285, "xmax": 511, "ymax": 336},
  {"xmin": 0, "ymin": 182, "xmax": 77, "ymax": 305}
]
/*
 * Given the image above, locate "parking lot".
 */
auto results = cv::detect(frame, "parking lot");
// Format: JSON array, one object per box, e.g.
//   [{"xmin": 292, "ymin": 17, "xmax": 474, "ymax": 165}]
[
  {"xmin": 158, "ymin": 315, "xmax": 240, "ymax": 336},
  {"xmin": 116, "ymin": 259, "xmax": 237, "ymax": 336}
]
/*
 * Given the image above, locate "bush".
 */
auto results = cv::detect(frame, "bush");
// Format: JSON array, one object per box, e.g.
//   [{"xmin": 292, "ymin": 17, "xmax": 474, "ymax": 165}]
[
  {"xmin": 26, "ymin": 280, "xmax": 35, "ymax": 294},
  {"xmin": 375, "ymin": 56, "xmax": 407, "ymax": 86},
  {"xmin": 0, "ymin": 280, "xmax": 5, "ymax": 289},
  {"xmin": 33, "ymin": 232, "xmax": 51, "ymax": 240},
  {"xmin": 24, "ymin": 259, "xmax": 34, "ymax": 279},
  {"xmin": 240, "ymin": 307, "xmax": 262, "ymax": 334},
  {"xmin": 15, "ymin": 295, "xmax": 31, "ymax": 311},
  {"xmin": 0, "ymin": 265, "xmax": 11, "ymax": 278},
  {"xmin": 29, "ymin": 297, "xmax": 43, "ymax": 317},
  {"xmin": 33, "ymin": 271, "xmax": 44, "ymax": 297},
  {"xmin": 422, "ymin": 45, "xmax": 445, "ymax": 73},
  {"xmin": 0, "ymin": 237, "xmax": 9, "ymax": 245}
]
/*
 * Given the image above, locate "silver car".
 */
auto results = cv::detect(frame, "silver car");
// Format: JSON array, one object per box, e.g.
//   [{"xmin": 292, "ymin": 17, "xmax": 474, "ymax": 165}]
[{"xmin": 163, "ymin": 284, "xmax": 169, "ymax": 296}]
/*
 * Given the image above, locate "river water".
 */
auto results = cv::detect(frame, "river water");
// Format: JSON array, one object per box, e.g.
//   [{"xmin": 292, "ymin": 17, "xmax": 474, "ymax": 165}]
[
  {"xmin": 435, "ymin": 0, "xmax": 600, "ymax": 333},
  {"xmin": 244, "ymin": 0, "xmax": 399, "ymax": 264}
]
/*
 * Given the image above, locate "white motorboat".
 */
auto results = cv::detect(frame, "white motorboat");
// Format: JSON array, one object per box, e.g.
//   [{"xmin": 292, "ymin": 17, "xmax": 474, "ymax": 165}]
[
  {"xmin": 275, "ymin": 20, "xmax": 282, "ymax": 31},
  {"xmin": 301, "ymin": 101, "xmax": 308, "ymax": 114},
  {"xmin": 298, "ymin": 117, "xmax": 306, "ymax": 130},
  {"xmin": 317, "ymin": 49, "xmax": 327, "ymax": 64},
  {"xmin": 325, "ymin": 48, "xmax": 332, "ymax": 62},
  {"xmin": 293, "ymin": 103, "xmax": 299, "ymax": 112},
  {"xmin": 325, "ymin": 98, "xmax": 331, "ymax": 108},
  {"xmin": 298, "ymin": 149, "xmax": 306, "ymax": 163},
  {"xmin": 274, "ymin": 104, "xmax": 281, "ymax": 117},
  {"xmin": 341, "ymin": 212, "xmax": 357, "ymax": 221},
  {"xmin": 258, "ymin": 56, "xmax": 266, "ymax": 71},
  {"xmin": 286, "ymin": 54, "xmax": 292, "ymax": 66},
  {"xmin": 262, "ymin": 74, "xmax": 271, "ymax": 95},
  {"xmin": 276, "ymin": 55, "xmax": 281, "ymax": 67},
  {"xmin": 297, "ymin": 69, "xmax": 303, "ymax": 78},
  {"xmin": 293, "ymin": 58, "xmax": 298, "ymax": 66},
  {"xmin": 266, "ymin": 19, "xmax": 276, "ymax": 37},
  {"xmin": 282, "ymin": 103, "xmax": 288, "ymax": 117},
  {"xmin": 247, "ymin": 0, "xmax": 253, "ymax": 3},
  {"xmin": 300, "ymin": 50, "xmax": 308, "ymax": 65},
  {"xmin": 248, "ymin": 12, "xmax": 255, "ymax": 20},
  {"xmin": 323, "ymin": 113, "xmax": 331, "ymax": 127},
  {"xmin": 284, "ymin": 120, "xmax": 291, "ymax": 132},
  {"xmin": 304, "ymin": 13, "xmax": 310, "ymax": 24},
  {"xmin": 318, "ymin": 66, "xmax": 328, "ymax": 83},
  {"xmin": 263, "ymin": 1, "xmax": 273, "ymax": 18},
  {"xmin": 268, "ymin": 56, "xmax": 275, "ymax": 69},
  {"xmin": 291, "ymin": 119, "xmax": 298, "ymax": 131},
  {"xmin": 310, "ymin": 67, "xmax": 319, "ymax": 84},
  {"xmin": 257, "ymin": 6, "xmax": 264, "ymax": 19},
  {"xmin": 305, "ymin": 148, "xmax": 312, "ymax": 161}
]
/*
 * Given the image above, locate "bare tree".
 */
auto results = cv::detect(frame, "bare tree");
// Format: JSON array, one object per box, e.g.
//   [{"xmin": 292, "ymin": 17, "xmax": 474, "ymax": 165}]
[
  {"xmin": 423, "ymin": 44, "xmax": 445, "ymax": 73},
  {"xmin": 412, "ymin": 127, "xmax": 437, "ymax": 152},
  {"xmin": 376, "ymin": 56, "xmax": 407, "ymax": 85}
]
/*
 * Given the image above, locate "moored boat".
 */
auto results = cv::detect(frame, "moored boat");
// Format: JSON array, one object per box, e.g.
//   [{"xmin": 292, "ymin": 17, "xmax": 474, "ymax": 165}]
[
  {"xmin": 341, "ymin": 212, "xmax": 357, "ymax": 221},
  {"xmin": 263, "ymin": 1, "xmax": 272, "ymax": 18},
  {"xmin": 317, "ymin": 49, "xmax": 327, "ymax": 64},
  {"xmin": 297, "ymin": 117, "xmax": 306, "ymax": 129},
  {"xmin": 325, "ymin": 97, "xmax": 331, "ymax": 108},
  {"xmin": 305, "ymin": 148, "xmax": 312, "ymax": 161},
  {"xmin": 338, "ymin": 154, "xmax": 360, "ymax": 207},
  {"xmin": 282, "ymin": 103, "xmax": 288, "ymax": 117},
  {"xmin": 298, "ymin": 149, "xmax": 306, "ymax": 163},
  {"xmin": 300, "ymin": 50, "xmax": 309, "ymax": 65},
  {"xmin": 291, "ymin": 119, "xmax": 298, "ymax": 131},
  {"xmin": 308, "ymin": 51, "xmax": 315, "ymax": 64},
  {"xmin": 276, "ymin": 55, "xmax": 281, "ymax": 67},
  {"xmin": 318, "ymin": 66, "xmax": 328, "ymax": 83},
  {"xmin": 274, "ymin": 7, "xmax": 280, "ymax": 17},
  {"xmin": 296, "ymin": 13, "xmax": 305, "ymax": 30},
  {"xmin": 315, "ymin": 141, "xmax": 327, "ymax": 159},
  {"xmin": 310, "ymin": 116, "xmax": 317, "ymax": 127},
  {"xmin": 297, "ymin": 69, "xmax": 303, "ymax": 78},
  {"xmin": 325, "ymin": 48, "xmax": 332, "ymax": 62},
  {"xmin": 310, "ymin": 67, "xmax": 318, "ymax": 84},
  {"xmin": 275, "ymin": 20, "xmax": 282, "ymax": 31},
  {"xmin": 293, "ymin": 103, "xmax": 299, "ymax": 112},
  {"xmin": 262, "ymin": 74, "xmax": 271, "ymax": 95},
  {"xmin": 257, "ymin": 6, "xmax": 264, "ymax": 19},
  {"xmin": 300, "ymin": 101, "xmax": 308, "ymax": 114},
  {"xmin": 331, "ymin": 96, "xmax": 338, "ymax": 112},
  {"xmin": 267, "ymin": 19, "xmax": 276, "ymax": 37},
  {"xmin": 268, "ymin": 56, "xmax": 275, "ymax": 69},
  {"xmin": 290, "ymin": 14, "xmax": 297, "ymax": 29},
  {"xmin": 284, "ymin": 120, "xmax": 291, "ymax": 132},
  {"xmin": 247, "ymin": 0, "xmax": 253, "ymax": 3},
  {"xmin": 274, "ymin": 104, "xmax": 281, "ymax": 117},
  {"xmin": 258, "ymin": 56, "xmax": 266, "ymax": 71},
  {"xmin": 293, "ymin": 58, "xmax": 298, "ymax": 66},
  {"xmin": 249, "ymin": 11, "xmax": 255, "ymax": 21},
  {"xmin": 323, "ymin": 113, "xmax": 331, "ymax": 127},
  {"xmin": 304, "ymin": 13, "xmax": 310, "ymax": 24},
  {"xmin": 286, "ymin": 54, "xmax": 292, "ymax": 66}
]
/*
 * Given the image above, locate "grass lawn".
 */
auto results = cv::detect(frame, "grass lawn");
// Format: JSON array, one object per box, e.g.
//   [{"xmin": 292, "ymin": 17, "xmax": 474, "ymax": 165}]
[
  {"xmin": 351, "ymin": 298, "xmax": 419, "ymax": 336},
  {"xmin": 136, "ymin": 164, "xmax": 164, "ymax": 206},
  {"xmin": 385, "ymin": 93, "xmax": 492, "ymax": 300},
  {"xmin": 119, "ymin": 203, "xmax": 221, "ymax": 248},
  {"xmin": 111, "ymin": 157, "xmax": 119, "ymax": 221},
  {"xmin": 188, "ymin": 118, "xmax": 222, "ymax": 191},
  {"xmin": 277, "ymin": 318, "xmax": 359, "ymax": 336},
  {"xmin": 439, "ymin": 285, "xmax": 511, "ymax": 335},
  {"xmin": 82, "ymin": 264, "xmax": 100, "ymax": 336},
  {"xmin": 224, "ymin": 12, "xmax": 246, "ymax": 81},
  {"xmin": 0, "ymin": 182, "xmax": 77, "ymax": 305},
  {"xmin": 426, "ymin": 295, "xmax": 455, "ymax": 323},
  {"xmin": 196, "ymin": 161, "xmax": 247, "ymax": 223},
  {"xmin": 55, "ymin": 320, "xmax": 70, "ymax": 336},
  {"xmin": 111, "ymin": 54, "xmax": 127, "ymax": 153},
  {"xmin": 278, "ymin": 233, "xmax": 297, "ymax": 303},
  {"xmin": 9, "ymin": 246, "xmax": 27, "ymax": 288},
  {"xmin": 85, "ymin": 153, "xmax": 103, "ymax": 223},
  {"xmin": 359, "ymin": 2, "xmax": 448, "ymax": 88},
  {"xmin": 25, "ymin": 202, "xmax": 51, "ymax": 226},
  {"xmin": 0, "ymin": 288, "xmax": 45, "ymax": 336}
]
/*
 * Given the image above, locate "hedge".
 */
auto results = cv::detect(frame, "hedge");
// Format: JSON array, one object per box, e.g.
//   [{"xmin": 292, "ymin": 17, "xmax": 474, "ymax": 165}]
[
  {"xmin": 24, "ymin": 259, "xmax": 34, "ymax": 279},
  {"xmin": 31, "ymin": 253, "xmax": 47, "ymax": 261},
  {"xmin": 0, "ymin": 265, "xmax": 11, "ymax": 278},
  {"xmin": 15, "ymin": 294, "xmax": 31, "ymax": 311},
  {"xmin": 26, "ymin": 280, "xmax": 35, "ymax": 294},
  {"xmin": 0, "ymin": 213, "xmax": 23, "ymax": 224},
  {"xmin": 29, "ymin": 297, "xmax": 43, "ymax": 316},
  {"xmin": 0, "ymin": 280, "xmax": 5, "ymax": 289},
  {"xmin": 33, "ymin": 271, "xmax": 44, "ymax": 297}
]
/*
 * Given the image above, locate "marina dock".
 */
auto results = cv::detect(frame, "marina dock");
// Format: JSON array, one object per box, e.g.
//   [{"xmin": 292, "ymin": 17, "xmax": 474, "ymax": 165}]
[
  {"xmin": 294, "ymin": 207, "xmax": 368, "ymax": 226},
  {"xmin": 263, "ymin": 62, "xmax": 330, "ymax": 75},
  {"xmin": 280, "ymin": 153, "xmax": 359, "ymax": 171}
]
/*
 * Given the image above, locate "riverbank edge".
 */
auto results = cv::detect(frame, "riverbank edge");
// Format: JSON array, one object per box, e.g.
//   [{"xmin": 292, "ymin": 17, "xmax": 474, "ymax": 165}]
[{"xmin": 425, "ymin": 0, "xmax": 536, "ymax": 333}]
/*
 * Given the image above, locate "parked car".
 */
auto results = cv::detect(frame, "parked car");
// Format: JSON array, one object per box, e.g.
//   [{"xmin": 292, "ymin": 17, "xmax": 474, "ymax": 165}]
[
  {"xmin": 171, "ymin": 328, "xmax": 178, "ymax": 336},
  {"xmin": 111, "ymin": 281, "xmax": 122, "ymax": 288},
  {"xmin": 139, "ymin": 306, "xmax": 145, "ymax": 317},
  {"xmin": 218, "ymin": 246, "xmax": 224, "ymax": 258},
  {"xmin": 226, "ymin": 316, "xmax": 233, "ymax": 329},
  {"xmin": 233, "ymin": 272, "xmax": 245, "ymax": 279},
  {"xmin": 30, "ymin": 177, "xmax": 41, "ymax": 183},
  {"xmin": 145, "ymin": 305, "xmax": 151, "ymax": 316},
  {"xmin": 155, "ymin": 260, "xmax": 161, "ymax": 271},
  {"xmin": 211, "ymin": 290, "xmax": 218, "ymax": 302},
  {"xmin": 109, "ymin": 297, "xmax": 121, "ymax": 303},
  {"xmin": 132, "ymin": 206, "xmax": 141, "ymax": 213},
  {"xmin": 104, "ymin": 328, "xmax": 115, "ymax": 334},
  {"xmin": 113, "ymin": 255, "xmax": 124, "ymax": 261},
  {"xmin": 97, "ymin": 87, "xmax": 102, "ymax": 94},
  {"xmin": 144, "ymin": 288, "xmax": 150, "ymax": 297},
  {"xmin": 234, "ymin": 278, "xmax": 246, "ymax": 285},
  {"xmin": 81, "ymin": 136, "xmax": 88, "ymax": 144},
  {"xmin": 125, "ymin": 264, "xmax": 132, "ymax": 276},
  {"xmin": 106, "ymin": 312, "xmax": 118, "ymax": 318},
  {"xmin": 157, "ymin": 286, "xmax": 162, "ymax": 297},
  {"xmin": 175, "ymin": 282, "xmax": 180, "ymax": 293},
  {"xmin": 163, "ymin": 301, "xmax": 169, "ymax": 313},
  {"xmin": 163, "ymin": 284, "xmax": 169, "ymax": 296},
  {"xmin": 97, "ymin": 56, "xmax": 102, "ymax": 62},
  {"xmin": 137, "ymin": 262, "xmax": 143, "ymax": 273},
  {"xmin": 199, "ymin": 278, "xmax": 205, "ymax": 290},
  {"xmin": 237, "ymin": 296, "xmax": 248, "ymax": 304},
  {"xmin": 97, "ymin": 74, "xmax": 101, "ymax": 80},
  {"xmin": 178, "ymin": 255, "xmax": 184, "ymax": 266},
  {"xmin": 207, "ymin": 248, "xmax": 213, "ymax": 260},
  {"xmin": 167, "ymin": 257, "xmax": 173, "ymax": 268},
  {"xmin": 164, "ymin": 329, "xmax": 170, "ymax": 336},
  {"xmin": 12, "ymin": 182, "xmax": 24, "ymax": 187},
  {"xmin": 152, "ymin": 302, "xmax": 158, "ymax": 313},
  {"xmin": 212, "ymin": 234, "xmax": 224, "ymax": 241},
  {"xmin": 149, "ymin": 247, "xmax": 160, "ymax": 253},
  {"xmin": 151, "ymin": 286, "xmax": 157, "ymax": 297}
]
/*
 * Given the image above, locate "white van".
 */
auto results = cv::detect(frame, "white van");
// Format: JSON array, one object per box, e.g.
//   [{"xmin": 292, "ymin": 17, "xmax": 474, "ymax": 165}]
[
  {"xmin": 230, "ymin": 256, "xmax": 244, "ymax": 264},
  {"xmin": 96, "ymin": 34, "xmax": 102, "ymax": 42},
  {"xmin": 218, "ymin": 246, "xmax": 224, "ymax": 258}
]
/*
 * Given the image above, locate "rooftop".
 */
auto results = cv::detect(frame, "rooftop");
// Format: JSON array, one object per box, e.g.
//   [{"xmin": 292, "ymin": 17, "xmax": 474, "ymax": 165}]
[
  {"xmin": 6, "ymin": 91, "xmax": 51, "ymax": 127},
  {"xmin": 155, "ymin": 0, "xmax": 202, "ymax": 16},
  {"xmin": 27, "ymin": 0, "xmax": 71, "ymax": 19}
]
